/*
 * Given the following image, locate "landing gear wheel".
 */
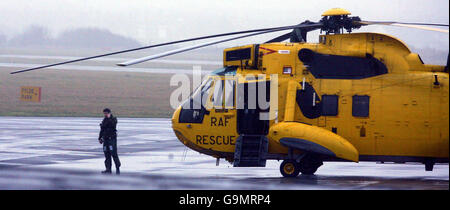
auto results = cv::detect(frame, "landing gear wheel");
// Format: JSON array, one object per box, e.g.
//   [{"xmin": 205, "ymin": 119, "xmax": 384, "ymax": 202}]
[
  {"xmin": 280, "ymin": 160, "xmax": 300, "ymax": 177},
  {"xmin": 424, "ymin": 159, "xmax": 435, "ymax": 171},
  {"xmin": 298, "ymin": 154, "xmax": 323, "ymax": 175}
]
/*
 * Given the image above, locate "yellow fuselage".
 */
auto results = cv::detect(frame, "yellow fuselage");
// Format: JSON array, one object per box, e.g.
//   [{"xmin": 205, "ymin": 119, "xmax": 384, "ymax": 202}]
[{"xmin": 172, "ymin": 32, "xmax": 449, "ymax": 163}]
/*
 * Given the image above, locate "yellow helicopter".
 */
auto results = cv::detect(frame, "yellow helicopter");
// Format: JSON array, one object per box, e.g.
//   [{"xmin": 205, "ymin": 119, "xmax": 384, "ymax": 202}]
[{"xmin": 11, "ymin": 8, "xmax": 449, "ymax": 177}]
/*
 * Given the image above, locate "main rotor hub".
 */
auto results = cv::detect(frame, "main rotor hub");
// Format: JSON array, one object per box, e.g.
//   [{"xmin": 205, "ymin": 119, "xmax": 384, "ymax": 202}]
[{"xmin": 320, "ymin": 8, "xmax": 361, "ymax": 34}]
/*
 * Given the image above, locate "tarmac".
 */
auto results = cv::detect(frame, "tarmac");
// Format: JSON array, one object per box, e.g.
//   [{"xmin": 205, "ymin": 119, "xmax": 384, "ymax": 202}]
[{"xmin": 0, "ymin": 116, "xmax": 448, "ymax": 190}]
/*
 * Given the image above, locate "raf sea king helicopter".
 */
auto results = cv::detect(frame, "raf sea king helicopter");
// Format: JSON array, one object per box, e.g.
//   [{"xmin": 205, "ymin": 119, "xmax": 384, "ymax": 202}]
[{"xmin": 12, "ymin": 8, "xmax": 449, "ymax": 177}]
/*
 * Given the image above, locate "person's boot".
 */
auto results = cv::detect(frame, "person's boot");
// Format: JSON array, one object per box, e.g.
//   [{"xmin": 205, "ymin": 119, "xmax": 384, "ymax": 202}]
[
  {"xmin": 116, "ymin": 167, "xmax": 120, "ymax": 175},
  {"xmin": 101, "ymin": 169, "xmax": 112, "ymax": 174}
]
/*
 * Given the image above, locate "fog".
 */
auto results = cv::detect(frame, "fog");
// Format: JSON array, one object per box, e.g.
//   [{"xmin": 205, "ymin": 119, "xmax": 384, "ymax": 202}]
[
  {"xmin": 2, "ymin": 26, "xmax": 141, "ymax": 49},
  {"xmin": 0, "ymin": 0, "xmax": 448, "ymax": 63}
]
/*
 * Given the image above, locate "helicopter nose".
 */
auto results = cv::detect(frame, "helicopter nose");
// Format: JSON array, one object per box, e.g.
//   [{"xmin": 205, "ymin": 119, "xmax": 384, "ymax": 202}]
[
  {"xmin": 171, "ymin": 107, "xmax": 215, "ymax": 157},
  {"xmin": 171, "ymin": 106, "xmax": 189, "ymax": 146},
  {"xmin": 171, "ymin": 106, "xmax": 181, "ymax": 127}
]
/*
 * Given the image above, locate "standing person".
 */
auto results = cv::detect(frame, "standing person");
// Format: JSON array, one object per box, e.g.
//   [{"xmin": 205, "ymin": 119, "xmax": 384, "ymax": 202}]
[{"xmin": 98, "ymin": 108, "xmax": 121, "ymax": 174}]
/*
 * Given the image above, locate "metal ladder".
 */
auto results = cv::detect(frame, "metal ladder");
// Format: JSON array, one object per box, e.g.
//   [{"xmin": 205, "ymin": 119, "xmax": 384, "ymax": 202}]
[{"xmin": 233, "ymin": 134, "xmax": 268, "ymax": 167}]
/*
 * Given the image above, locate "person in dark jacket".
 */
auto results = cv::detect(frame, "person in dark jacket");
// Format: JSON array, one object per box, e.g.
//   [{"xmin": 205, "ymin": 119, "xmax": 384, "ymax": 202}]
[{"xmin": 99, "ymin": 108, "xmax": 121, "ymax": 174}]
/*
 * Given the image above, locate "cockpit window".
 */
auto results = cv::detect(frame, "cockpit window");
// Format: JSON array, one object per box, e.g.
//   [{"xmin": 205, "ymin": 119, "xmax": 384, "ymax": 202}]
[
  {"xmin": 179, "ymin": 75, "xmax": 236, "ymax": 123},
  {"xmin": 213, "ymin": 79, "xmax": 224, "ymax": 107},
  {"xmin": 224, "ymin": 79, "xmax": 236, "ymax": 108},
  {"xmin": 212, "ymin": 78, "xmax": 236, "ymax": 109},
  {"xmin": 179, "ymin": 78, "xmax": 213, "ymax": 123},
  {"xmin": 190, "ymin": 78, "xmax": 213, "ymax": 109},
  {"xmin": 210, "ymin": 66, "xmax": 237, "ymax": 76}
]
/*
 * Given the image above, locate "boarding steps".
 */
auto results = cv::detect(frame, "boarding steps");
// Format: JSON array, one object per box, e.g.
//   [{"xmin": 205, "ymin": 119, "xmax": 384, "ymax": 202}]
[{"xmin": 233, "ymin": 134, "xmax": 268, "ymax": 167}]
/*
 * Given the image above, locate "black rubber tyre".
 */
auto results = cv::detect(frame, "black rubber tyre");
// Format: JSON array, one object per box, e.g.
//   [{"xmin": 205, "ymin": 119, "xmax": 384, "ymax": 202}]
[
  {"xmin": 298, "ymin": 154, "xmax": 323, "ymax": 175},
  {"xmin": 424, "ymin": 159, "xmax": 435, "ymax": 171},
  {"xmin": 280, "ymin": 160, "xmax": 300, "ymax": 177}
]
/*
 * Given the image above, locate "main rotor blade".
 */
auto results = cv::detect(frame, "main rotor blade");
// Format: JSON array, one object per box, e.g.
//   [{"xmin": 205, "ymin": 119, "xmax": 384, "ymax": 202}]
[
  {"xmin": 359, "ymin": 21, "xmax": 449, "ymax": 27},
  {"xmin": 118, "ymin": 27, "xmax": 315, "ymax": 66},
  {"xmin": 10, "ymin": 24, "xmax": 311, "ymax": 74},
  {"xmin": 358, "ymin": 21, "xmax": 449, "ymax": 33},
  {"xmin": 265, "ymin": 21, "xmax": 319, "ymax": 43}
]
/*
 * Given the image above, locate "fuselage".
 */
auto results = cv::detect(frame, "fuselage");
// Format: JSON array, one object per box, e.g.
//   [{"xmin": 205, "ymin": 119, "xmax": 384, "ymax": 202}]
[{"xmin": 172, "ymin": 32, "xmax": 449, "ymax": 164}]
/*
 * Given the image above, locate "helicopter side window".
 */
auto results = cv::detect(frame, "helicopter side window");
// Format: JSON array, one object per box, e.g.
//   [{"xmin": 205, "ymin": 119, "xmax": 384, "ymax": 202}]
[
  {"xmin": 321, "ymin": 95, "xmax": 339, "ymax": 116},
  {"xmin": 352, "ymin": 95, "xmax": 370, "ymax": 117},
  {"xmin": 298, "ymin": 49, "xmax": 388, "ymax": 79}
]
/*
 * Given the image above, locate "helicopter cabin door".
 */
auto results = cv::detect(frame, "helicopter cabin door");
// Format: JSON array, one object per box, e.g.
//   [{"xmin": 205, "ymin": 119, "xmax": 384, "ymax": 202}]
[{"xmin": 233, "ymin": 80, "xmax": 270, "ymax": 167}]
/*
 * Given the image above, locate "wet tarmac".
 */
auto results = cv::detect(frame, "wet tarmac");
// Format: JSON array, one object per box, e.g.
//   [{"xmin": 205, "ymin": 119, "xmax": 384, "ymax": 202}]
[{"xmin": 0, "ymin": 117, "xmax": 448, "ymax": 190}]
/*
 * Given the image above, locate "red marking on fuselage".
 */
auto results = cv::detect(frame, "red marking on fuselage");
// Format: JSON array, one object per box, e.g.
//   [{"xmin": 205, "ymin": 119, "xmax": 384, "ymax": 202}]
[{"xmin": 259, "ymin": 47, "xmax": 277, "ymax": 56}]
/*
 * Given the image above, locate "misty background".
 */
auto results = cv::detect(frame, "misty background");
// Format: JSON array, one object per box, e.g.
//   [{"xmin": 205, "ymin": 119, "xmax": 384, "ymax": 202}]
[{"xmin": 0, "ymin": 0, "xmax": 448, "ymax": 64}]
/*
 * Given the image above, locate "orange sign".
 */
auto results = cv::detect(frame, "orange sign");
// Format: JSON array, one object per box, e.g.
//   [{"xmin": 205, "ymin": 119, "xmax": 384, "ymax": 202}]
[{"xmin": 20, "ymin": 86, "xmax": 41, "ymax": 102}]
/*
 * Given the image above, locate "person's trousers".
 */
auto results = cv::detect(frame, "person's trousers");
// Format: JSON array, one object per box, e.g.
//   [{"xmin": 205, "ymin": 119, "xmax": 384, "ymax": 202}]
[{"xmin": 103, "ymin": 137, "xmax": 121, "ymax": 171}]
